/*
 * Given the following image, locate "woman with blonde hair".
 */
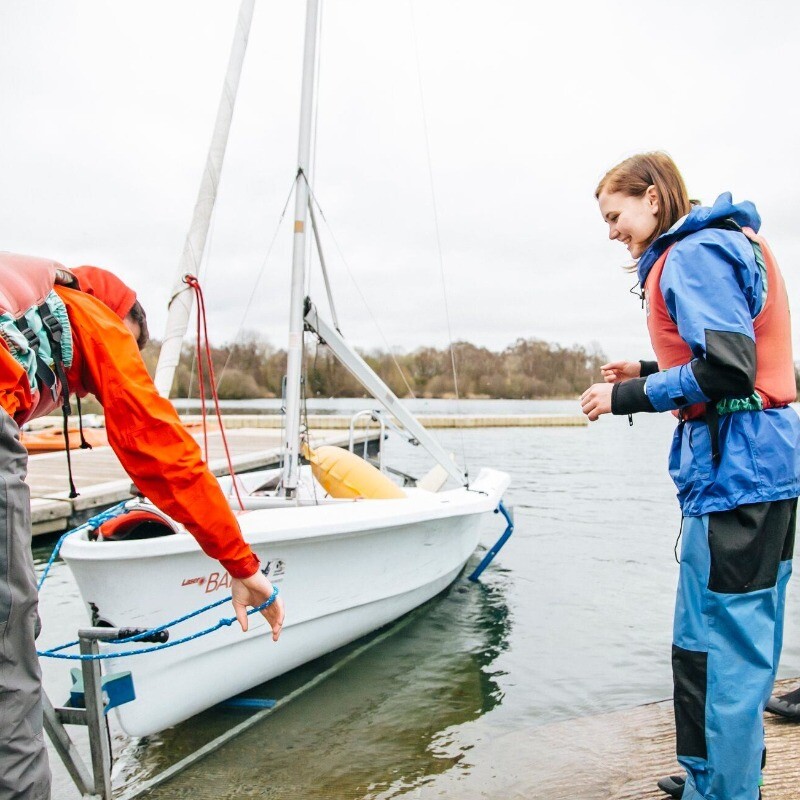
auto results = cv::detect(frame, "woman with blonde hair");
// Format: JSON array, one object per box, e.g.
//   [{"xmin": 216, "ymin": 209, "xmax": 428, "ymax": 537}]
[{"xmin": 581, "ymin": 152, "xmax": 800, "ymax": 800}]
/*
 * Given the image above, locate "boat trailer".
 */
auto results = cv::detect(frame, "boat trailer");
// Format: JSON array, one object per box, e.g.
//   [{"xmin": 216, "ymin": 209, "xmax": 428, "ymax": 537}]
[
  {"xmin": 43, "ymin": 626, "xmax": 166, "ymax": 800},
  {"xmin": 44, "ymin": 608, "xmax": 424, "ymax": 799}
]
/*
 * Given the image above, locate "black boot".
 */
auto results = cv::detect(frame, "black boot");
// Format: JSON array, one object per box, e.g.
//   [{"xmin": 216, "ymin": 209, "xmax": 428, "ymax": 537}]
[
  {"xmin": 657, "ymin": 775, "xmax": 684, "ymax": 798},
  {"xmin": 766, "ymin": 684, "xmax": 800, "ymax": 719},
  {"xmin": 658, "ymin": 773, "xmax": 762, "ymax": 798}
]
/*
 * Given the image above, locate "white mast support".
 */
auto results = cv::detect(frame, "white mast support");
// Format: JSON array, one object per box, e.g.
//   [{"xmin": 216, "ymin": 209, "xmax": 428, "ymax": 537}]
[
  {"xmin": 308, "ymin": 200, "xmax": 341, "ymax": 332},
  {"xmin": 282, "ymin": 0, "xmax": 321, "ymax": 493},
  {"xmin": 305, "ymin": 302, "xmax": 468, "ymax": 486},
  {"xmin": 153, "ymin": 0, "xmax": 256, "ymax": 398}
]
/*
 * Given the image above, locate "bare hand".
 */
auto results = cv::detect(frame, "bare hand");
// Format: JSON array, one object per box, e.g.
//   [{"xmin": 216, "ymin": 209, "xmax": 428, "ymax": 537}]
[
  {"xmin": 580, "ymin": 382, "xmax": 614, "ymax": 421},
  {"xmin": 231, "ymin": 570, "xmax": 285, "ymax": 641},
  {"xmin": 600, "ymin": 360, "xmax": 640, "ymax": 383}
]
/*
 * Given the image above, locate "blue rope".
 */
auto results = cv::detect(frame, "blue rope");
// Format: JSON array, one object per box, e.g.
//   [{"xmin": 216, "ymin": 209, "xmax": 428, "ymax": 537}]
[
  {"xmin": 38, "ymin": 586, "xmax": 280, "ymax": 661},
  {"xmin": 37, "ymin": 500, "xmax": 281, "ymax": 661},
  {"xmin": 43, "ymin": 594, "xmax": 232, "ymax": 654},
  {"xmin": 37, "ymin": 500, "xmax": 130, "ymax": 591}
]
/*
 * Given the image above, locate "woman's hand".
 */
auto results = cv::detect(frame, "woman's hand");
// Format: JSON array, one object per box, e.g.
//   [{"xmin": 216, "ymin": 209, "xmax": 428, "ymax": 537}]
[
  {"xmin": 231, "ymin": 570, "xmax": 286, "ymax": 641},
  {"xmin": 580, "ymin": 382, "xmax": 614, "ymax": 421},
  {"xmin": 600, "ymin": 361, "xmax": 640, "ymax": 383}
]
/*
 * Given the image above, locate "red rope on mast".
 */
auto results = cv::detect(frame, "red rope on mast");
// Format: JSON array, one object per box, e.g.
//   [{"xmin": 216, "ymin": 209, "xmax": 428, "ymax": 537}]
[
  {"xmin": 193, "ymin": 289, "xmax": 209, "ymax": 458},
  {"xmin": 184, "ymin": 275, "xmax": 245, "ymax": 511}
]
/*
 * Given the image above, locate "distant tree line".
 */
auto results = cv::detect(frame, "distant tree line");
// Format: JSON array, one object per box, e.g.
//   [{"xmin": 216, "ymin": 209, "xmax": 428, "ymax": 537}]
[
  {"xmin": 140, "ymin": 334, "xmax": 800, "ymax": 400},
  {"xmin": 140, "ymin": 332, "xmax": 610, "ymax": 400}
]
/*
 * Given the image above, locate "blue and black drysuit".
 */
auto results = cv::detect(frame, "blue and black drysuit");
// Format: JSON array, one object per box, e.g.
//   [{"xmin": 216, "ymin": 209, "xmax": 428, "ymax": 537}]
[{"xmin": 611, "ymin": 193, "xmax": 800, "ymax": 800}]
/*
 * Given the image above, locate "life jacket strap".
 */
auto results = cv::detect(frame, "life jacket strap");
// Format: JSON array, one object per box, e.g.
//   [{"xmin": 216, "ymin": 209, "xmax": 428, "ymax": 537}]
[
  {"xmin": 13, "ymin": 315, "xmax": 58, "ymax": 399},
  {"xmin": 37, "ymin": 300, "xmax": 80, "ymax": 498},
  {"xmin": 75, "ymin": 395, "xmax": 92, "ymax": 450}
]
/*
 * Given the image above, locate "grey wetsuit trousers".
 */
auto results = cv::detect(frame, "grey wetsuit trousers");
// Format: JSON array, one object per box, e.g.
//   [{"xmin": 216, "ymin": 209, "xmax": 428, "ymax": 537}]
[{"xmin": 0, "ymin": 408, "xmax": 50, "ymax": 800}]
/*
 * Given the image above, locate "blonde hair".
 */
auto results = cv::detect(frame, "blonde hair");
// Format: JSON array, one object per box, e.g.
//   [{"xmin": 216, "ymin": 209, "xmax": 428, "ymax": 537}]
[{"xmin": 595, "ymin": 152, "xmax": 692, "ymax": 248}]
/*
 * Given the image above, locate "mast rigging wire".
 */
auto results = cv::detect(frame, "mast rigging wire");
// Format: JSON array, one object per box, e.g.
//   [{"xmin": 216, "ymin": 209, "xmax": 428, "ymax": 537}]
[
  {"xmin": 214, "ymin": 176, "xmax": 298, "ymax": 390},
  {"xmin": 407, "ymin": 0, "xmax": 468, "ymax": 479},
  {"xmin": 301, "ymin": 174, "xmax": 417, "ymax": 400}
]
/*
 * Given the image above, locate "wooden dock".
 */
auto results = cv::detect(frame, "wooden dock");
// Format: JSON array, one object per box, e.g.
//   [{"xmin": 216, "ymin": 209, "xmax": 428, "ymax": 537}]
[
  {"xmin": 26, "ymin": 425, "xmax": 377, "ymax": 536},
  {"xmin": 406, "ymin": 678, "xmax": 800, "ymax": 799},
  {"xmin": 26, "ymin": 412, "xmax": 585, "ymax": 536}
]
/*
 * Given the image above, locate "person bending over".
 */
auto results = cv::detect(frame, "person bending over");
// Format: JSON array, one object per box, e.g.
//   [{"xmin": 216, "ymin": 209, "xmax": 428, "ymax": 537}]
[{"xmin": 0, "ymin": 253, "xmax": 285, "ymax": 800}]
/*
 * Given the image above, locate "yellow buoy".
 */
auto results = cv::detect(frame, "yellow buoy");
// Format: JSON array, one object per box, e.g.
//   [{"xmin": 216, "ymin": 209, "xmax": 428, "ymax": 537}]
[{"xmin": 302, "ymin": 444, "xmax": 406, "ymax": 499}]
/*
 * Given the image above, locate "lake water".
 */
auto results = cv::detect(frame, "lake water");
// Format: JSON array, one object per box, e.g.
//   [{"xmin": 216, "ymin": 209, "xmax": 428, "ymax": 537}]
[
  {"xmin": 171, "ymin": 396, "xmax": 584, "ymax": 416},
  {"xmin": 33, "ymin": 400, "xmax": 800, "ymax": 798}
]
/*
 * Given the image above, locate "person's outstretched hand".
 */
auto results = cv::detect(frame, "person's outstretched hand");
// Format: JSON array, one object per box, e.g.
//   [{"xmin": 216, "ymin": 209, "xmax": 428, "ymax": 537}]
[
  {"xmin": 580, "ymin": 382, "xmax": 614, "ymax": 421},
  {"xmin": 231, "ymin": 570, "xmax": 285, "ymax": 641},
  {"xmin": 600, "ymin": 361, "xmax": 640, "ymax": 383}
]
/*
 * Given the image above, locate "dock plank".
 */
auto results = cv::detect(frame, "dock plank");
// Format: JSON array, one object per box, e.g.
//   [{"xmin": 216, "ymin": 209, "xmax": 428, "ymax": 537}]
[
  {"xmin": 26, "ymin": 411, "xmax": 586, "ymax": 535},
  {"xmin": 26, "ymin": 426, "xmax": 373, "ymax": 536}
]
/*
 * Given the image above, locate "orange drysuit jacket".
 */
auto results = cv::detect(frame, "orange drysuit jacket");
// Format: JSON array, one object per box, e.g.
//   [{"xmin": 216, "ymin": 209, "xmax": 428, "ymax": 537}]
[{"xmin": 0, "ymin": 286, "xmax": 259, "ymax": 579}]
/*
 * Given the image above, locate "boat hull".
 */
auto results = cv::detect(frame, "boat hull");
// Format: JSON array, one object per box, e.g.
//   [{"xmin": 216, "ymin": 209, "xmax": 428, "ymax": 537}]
[{"xmin": 60, "ymin": 468, "xmax": 509, "ymax": 736}]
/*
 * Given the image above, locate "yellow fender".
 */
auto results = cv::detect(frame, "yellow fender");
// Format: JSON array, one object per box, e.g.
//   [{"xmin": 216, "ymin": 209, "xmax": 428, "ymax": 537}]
[{"xmin": 302, "ymin": 444, "xmax": 405, "ymax": 499}]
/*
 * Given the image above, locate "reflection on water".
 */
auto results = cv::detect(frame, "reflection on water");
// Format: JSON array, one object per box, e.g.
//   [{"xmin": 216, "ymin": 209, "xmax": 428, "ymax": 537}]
[{"xmin": 119, "ymin": 568, "xmax": 511, "ymax": 799}]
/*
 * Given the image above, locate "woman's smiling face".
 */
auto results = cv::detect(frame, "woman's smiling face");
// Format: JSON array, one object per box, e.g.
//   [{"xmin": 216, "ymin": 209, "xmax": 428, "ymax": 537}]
[{"xmin": 598, "ymin": 186, "xmax": 660, "ymax": 259}]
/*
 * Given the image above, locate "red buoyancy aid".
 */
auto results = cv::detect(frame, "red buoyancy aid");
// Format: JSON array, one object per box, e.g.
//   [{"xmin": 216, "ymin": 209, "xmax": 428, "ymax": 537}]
[
  {"xmin": 644, "ymin": 228, "xmax": 795, "ymax": 420},
  {"xmin": 0, "ymin": 252, "xmax": 57, "ymax": 317},
  {"xmin": 0, "ymin": 253, "xmax": 73, "ymax": 423}
]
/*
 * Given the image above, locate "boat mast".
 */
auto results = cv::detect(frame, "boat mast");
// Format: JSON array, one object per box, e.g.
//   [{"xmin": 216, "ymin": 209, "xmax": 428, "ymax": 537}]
[
  {"xmin": 281, "ymin": 0, "xmax": 320, "ymax": 495},
  {"xmin": 154, "ymin": 0, "xmax": 255, "ymax": 398}
]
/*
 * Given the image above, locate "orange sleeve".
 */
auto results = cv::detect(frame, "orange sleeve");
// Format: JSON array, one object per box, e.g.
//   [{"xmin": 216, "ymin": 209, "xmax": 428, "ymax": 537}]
[
  {"xmin": 55, "ymin": 286, "xmax": 260, "ymax": 579},
  {"xmin": 0, "ymin": 342, "xmax": 32, "ymax": 421}
]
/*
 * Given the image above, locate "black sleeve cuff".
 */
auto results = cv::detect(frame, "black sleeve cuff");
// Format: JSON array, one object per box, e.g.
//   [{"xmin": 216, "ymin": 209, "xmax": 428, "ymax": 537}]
[
  {"xmin": 639, "ymin": 360, "xmax": 659, "ymax": 377},
  {"xmin": 611, "ymin": 378, "xmax": 656, "ymax": 415}
]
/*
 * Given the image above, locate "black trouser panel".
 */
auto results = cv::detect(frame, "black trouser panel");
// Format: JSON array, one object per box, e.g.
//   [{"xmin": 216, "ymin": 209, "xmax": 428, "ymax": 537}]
[
  {"xmin": 673, "ymin": 644, "xmax": 708, "ymax": 759},
  {"xmin": 707, "ymin": 498, "xmax": 797, "ymax": 594}
]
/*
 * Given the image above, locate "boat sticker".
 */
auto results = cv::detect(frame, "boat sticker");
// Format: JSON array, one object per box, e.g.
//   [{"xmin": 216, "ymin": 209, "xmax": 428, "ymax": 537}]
[
  {"xmin": 260, "ymin": 559, "xmax": 285, "ymax": 581},
  {"xmin": 204, "ymin": 572, "xmax": 232, "ymax": 593},
  {"xmin": 187, "ymin": 562, "xmax": 285, "ymax": 593}
]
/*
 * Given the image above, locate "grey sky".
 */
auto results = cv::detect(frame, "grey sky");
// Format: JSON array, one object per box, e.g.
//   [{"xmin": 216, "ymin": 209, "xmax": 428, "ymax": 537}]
[{"xmin": 2, "ymin": 1, "xmax": 799, "ymax": 363}]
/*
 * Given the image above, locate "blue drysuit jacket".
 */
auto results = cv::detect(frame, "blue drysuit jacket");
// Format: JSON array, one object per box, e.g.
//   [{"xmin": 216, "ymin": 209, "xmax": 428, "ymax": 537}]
[{"xmin": 614, "ymin": 193, "xmax": 800, "ymax": 516}]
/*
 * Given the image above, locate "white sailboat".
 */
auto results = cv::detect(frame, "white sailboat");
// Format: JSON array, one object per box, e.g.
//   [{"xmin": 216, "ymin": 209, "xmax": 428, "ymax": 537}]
[{"xmin": 59, "ymin": 0, "xmax": 510, "ymax": 738}]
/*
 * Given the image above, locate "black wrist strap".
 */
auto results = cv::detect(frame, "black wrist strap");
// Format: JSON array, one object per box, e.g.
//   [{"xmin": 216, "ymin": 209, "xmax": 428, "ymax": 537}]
[{"xmin": 611, "ymin": 378, "xmax": 656, "ymax": 415}]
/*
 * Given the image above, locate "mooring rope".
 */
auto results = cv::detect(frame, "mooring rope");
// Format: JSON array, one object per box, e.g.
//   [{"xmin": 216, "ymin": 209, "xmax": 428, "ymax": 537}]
[
  {"xmin": 36, "ymin": 500, "xmax": 130, "ymax": 591},
  {"xmin": 37, "ymin": 587, "xmax": 280, "ymax": 661},
  {"xmin": 37, "ymin": 502, "xmax": 280, "ymax": 661}
]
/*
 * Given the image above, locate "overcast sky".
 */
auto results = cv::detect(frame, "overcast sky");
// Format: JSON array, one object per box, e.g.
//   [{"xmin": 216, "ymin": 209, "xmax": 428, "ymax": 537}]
[{"xmin": 2, "ymin": 0, "xmax": 800, "ymax": 364}]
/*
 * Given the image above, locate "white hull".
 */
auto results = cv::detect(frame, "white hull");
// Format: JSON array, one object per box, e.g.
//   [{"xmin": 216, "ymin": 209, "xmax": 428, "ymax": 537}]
[{"xmin": 61, "ymin": 467, "xmax": 509, "ymax": 736}]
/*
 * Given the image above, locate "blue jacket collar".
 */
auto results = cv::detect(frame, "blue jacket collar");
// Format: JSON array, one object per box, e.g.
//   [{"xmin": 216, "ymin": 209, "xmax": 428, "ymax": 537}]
[{"xmin": 636, "ymin": 192, "xmax": 761, "ymax": 285}]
